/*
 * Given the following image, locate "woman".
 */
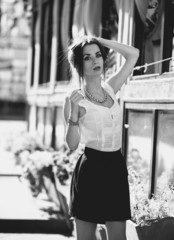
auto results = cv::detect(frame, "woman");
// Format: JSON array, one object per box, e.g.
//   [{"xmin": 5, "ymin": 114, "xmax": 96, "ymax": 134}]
[{"xmin": 64, "ymin": 36, "xmax": 139, "ymax": 240}]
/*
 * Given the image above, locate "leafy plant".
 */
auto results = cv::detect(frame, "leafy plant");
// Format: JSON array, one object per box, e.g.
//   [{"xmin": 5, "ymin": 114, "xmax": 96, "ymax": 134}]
[
  {"xmin": 5, "ymin": 131, "xmax": 44, "ymax": 155},
  {"xmin": 129, "ymin": 167, "xmax": 174, "ymax": 226}
]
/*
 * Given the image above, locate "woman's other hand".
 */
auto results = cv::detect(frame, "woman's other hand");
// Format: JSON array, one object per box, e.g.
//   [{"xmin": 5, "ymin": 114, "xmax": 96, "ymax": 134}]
[{"xmin": 69, "ymin": 89, "xmax": 84, "ymax": 111}]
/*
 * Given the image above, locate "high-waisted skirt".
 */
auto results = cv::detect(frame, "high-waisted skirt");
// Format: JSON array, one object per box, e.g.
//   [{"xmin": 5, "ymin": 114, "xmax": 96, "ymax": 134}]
[{"xmin": 69, "ymin": 147, "xmax": 131, "ymax": 224}]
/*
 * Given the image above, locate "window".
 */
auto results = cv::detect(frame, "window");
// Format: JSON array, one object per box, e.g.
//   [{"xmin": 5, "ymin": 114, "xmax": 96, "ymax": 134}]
[
  {"xmin": 56, "ymin": 0, "xmax": 74, "ymax": 82},
  {"xmin": 124, "ymin": 105, "xmax": 174, "ymax": 196},
  {"xmin": 30, "ymin": 0, "xmax": 39, "ymax": 86},
  {"xmin": 101, "ymin": 0, "xmax": 118, "ymax": 39},
  {"xmin": 133, "ymin": 0, "xmax": 174, "ymax": 75},
  {"xmin": 39, "ymin": 0, "xmax": 53, "ymax": 84},
  {"xmin": 156, "ymin": 111, "xmax": 174, "ymax": 189},
  {"xmin": 126, "ymin": 110, "xmax": 153, "ymax": 195}
]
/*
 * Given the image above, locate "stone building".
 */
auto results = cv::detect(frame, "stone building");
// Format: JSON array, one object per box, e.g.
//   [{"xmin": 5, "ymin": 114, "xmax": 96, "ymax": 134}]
[{"xmin": 0, "ymin": 0, "xmax": 30, "ymax": 120}]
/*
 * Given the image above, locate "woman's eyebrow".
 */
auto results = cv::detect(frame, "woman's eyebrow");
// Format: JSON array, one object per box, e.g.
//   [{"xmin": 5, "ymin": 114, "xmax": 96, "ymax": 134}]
[
  {"xmin": 83, "ymin": 53, "xmax": 90, "ymax": 56},
  {"xmin": 83, "ymin": 51, "xmax": 101, "ymax": 56}
]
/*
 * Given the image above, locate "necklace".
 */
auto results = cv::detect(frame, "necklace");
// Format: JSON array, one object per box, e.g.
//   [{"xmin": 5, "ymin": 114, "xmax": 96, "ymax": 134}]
[{"xmin": 84, "ymin": 87, "xmax": 108, "ymax": 104}]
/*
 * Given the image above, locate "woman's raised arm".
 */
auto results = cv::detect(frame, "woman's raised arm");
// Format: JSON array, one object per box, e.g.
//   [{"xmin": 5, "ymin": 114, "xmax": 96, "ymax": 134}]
[{"xmin": 97, "ymin": 37, "xmax": 139, "ymax": 94}]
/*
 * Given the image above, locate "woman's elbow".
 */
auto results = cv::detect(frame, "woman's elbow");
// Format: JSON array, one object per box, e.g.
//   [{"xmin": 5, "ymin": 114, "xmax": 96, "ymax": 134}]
[
  {"xmin": 130, "ymin": 48, "xmax": 139, "ymax": 64},
  {"xmin": 134, "ymin": 48, "xmax": 140, "ymax": 58},
  {"xmin": 126, "ymin": 47, "xmax": 139, "ymax": 61}
]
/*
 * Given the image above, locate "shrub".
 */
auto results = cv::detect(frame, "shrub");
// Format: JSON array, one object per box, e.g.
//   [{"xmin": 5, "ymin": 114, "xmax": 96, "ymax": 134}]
[{"xmin": 129, "ymin": 167, "xmax": 174, "ymax": 226}]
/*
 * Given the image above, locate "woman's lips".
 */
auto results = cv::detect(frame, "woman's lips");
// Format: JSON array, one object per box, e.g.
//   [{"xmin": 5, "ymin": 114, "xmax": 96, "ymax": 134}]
[{"xmin": 93, "ymin": 66, "xmax": 101, "ymax": 71}]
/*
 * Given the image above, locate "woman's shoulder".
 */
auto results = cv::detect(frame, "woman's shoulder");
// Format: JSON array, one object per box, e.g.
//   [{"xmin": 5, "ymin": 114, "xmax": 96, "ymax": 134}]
[{"xmin": 102, "ymin": 81, "xmax": 115, "ymax": 96}]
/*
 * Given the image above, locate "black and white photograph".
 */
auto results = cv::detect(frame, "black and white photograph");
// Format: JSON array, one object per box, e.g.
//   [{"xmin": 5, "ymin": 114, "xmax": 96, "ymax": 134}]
[{"xmin": 0, "ymin": 0, "xmax": 174, "ymax": 240}]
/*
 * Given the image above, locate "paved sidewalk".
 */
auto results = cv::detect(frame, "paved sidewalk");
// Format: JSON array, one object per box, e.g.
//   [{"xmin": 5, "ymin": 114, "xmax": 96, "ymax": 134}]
[
  {"xmin": 0, "ymin": 221, "xmax": 139, "ymax": 240},
  {"xmin": 0, "ymin": 233, "xmax": 75, "ymax": 240}
]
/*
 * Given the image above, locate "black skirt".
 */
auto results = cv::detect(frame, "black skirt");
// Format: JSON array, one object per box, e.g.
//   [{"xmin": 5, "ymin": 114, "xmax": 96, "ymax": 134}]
[{"xmin": 69, "ymin": 147, "xmax": 131, "ymax": 224}]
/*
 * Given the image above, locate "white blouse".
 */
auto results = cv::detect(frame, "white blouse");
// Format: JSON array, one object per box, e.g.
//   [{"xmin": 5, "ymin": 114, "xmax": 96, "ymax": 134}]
[{"xmin": 78, "ymin": 82, "xmax": 122, "ymax": 152}]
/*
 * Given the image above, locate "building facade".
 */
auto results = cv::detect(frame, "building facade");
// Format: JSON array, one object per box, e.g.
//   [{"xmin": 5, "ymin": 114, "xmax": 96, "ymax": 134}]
[
  {"xmin": 0, "ymin": 0, "xmax": 31, "ymax": 120},
  {"xmin": 27, "ymin": 0, "xmax": 174, "ymax": 196}
]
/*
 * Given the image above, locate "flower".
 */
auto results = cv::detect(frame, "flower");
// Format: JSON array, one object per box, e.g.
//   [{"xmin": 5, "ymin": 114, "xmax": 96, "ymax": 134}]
[
  {"xmin": 129, "ymin": 167, "xmax": 174, "ymax": 226},
  {"xmin": 28, "ymin": 150, "xmax": 54, "ymax": 170}
]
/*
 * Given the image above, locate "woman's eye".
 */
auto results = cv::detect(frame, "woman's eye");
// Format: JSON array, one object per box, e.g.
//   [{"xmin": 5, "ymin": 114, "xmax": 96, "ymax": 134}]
[
  {"xmin": 84, "ymin": 56, "xmax": 90, "ymax": 61},
  {"xmin": 96, "ymin": 53, "xmax": 102, "ymax": 58}
]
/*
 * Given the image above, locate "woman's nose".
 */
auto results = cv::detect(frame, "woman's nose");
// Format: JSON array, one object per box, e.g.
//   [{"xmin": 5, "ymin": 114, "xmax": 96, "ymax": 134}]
[{"xmin": 92, "ymin": 56, "xmax": 97, "ymax": 63}]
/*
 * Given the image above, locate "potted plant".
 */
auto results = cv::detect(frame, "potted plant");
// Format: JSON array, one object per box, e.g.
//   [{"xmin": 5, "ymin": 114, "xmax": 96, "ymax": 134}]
[{"xmin": 127, "ymin": 167, "xmax": 174, "ymax": 240}]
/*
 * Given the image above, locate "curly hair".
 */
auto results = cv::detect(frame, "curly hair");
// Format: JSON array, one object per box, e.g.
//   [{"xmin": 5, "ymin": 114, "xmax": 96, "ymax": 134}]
[{"xmin": 68, "ymin": 36, "xmax": 108, "ymax": 78}]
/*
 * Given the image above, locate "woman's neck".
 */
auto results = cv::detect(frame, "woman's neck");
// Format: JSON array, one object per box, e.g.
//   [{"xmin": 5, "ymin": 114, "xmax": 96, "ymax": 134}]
[{"xmin": 84, "ymin": 76, "xmax": 103, "ymax": 94}]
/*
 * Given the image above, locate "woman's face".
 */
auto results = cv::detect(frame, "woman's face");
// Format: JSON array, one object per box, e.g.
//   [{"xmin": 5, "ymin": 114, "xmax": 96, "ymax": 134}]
[{"xmin": 82, "ymin": 44, "xmax": 104, "ymax": 78}]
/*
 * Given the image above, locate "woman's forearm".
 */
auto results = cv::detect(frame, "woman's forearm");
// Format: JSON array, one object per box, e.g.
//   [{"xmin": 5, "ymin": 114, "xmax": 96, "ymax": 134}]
[
  {"xmin": 97, "ymin": 37, "xmax": 139, "ymax": 59},
  {"xmin": 65, "ymin": 104, "xmax": 81, "ymax": 150},
  {"xmin": 65, "ymin": 124, "xmax": 80, "ymax": 150},
  {"xmin": 64, "ymin": 94, "xmax": 82, "ymax": 151}
]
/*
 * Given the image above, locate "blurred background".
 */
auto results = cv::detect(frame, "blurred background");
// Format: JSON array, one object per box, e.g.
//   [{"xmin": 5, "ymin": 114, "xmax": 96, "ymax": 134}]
[{"xmin": 0, "ymin": 0, "xmax": 174, "ymax": 238}]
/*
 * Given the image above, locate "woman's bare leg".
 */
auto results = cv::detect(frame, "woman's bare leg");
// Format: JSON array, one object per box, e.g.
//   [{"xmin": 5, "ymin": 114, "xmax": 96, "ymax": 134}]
[
  {"xmin": 106, "ymin": 221, "xmax": 126, "ymax": 240},
  {"xmin": 75, "ymin": 218, "xmax": 97, "ymax": 240}
]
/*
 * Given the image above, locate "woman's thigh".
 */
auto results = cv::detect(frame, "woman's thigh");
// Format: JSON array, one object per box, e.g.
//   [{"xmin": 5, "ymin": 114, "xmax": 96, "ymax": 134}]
[
  {"xmin": 106, "ymin": 221, "xmax": 127, "ymax": 240},
  {"xmin": 75, "ymin": 218, "xmax": 98, "ymax": 240}
]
